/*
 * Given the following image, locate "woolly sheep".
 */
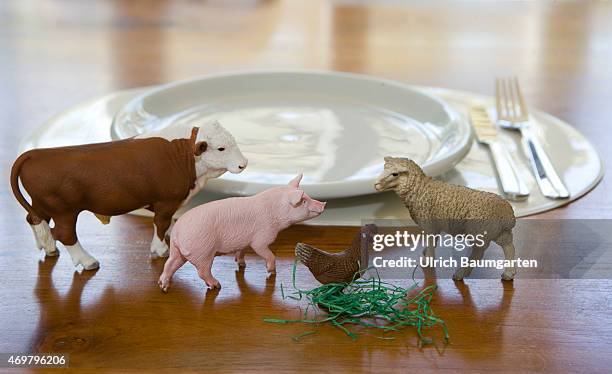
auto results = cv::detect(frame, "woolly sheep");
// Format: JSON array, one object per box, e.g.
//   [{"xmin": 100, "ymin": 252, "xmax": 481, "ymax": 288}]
[{"xmin": 374, "ymin": 157, "xmax": 517, "ymax": 281}]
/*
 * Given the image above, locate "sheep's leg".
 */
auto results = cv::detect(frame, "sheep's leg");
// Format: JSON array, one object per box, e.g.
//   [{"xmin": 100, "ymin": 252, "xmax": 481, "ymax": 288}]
[
  {"xmin": 422, "ymin": 244, "xmax": 436, "ymax": 259},
  {"xmin": 421, "ymin": 244, "xmax": 436, "ymax": 267},
  {"xmin": 453, "ymin": 243, "xmax": 487, "ymax": 281},
  {"xmin": 496, "ymin": 231, "xmax": 516, "ymax": 281},
  {"xmin": 419, "ymin": 225, "xmax": 437, "ymax": 267}
]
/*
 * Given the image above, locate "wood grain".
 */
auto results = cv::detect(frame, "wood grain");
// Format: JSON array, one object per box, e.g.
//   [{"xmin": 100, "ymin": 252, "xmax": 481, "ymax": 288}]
[{"xmin": 1, "ymin": 0, "xmax": 612, "ymax": 371}]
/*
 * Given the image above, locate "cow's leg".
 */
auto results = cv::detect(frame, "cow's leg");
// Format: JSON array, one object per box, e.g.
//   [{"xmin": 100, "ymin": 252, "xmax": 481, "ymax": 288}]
[
  {"xmin": 234, "ymin": 249, "xmax": 247, "ymax": 268},
  {"xmin": 150, "ymin": 224, "xmax": 169, "ymax": 258},
  {"xmin": 150, "ymin": 202, "xmax": 181, "ymax": 258},
  {"xmin": 164, "ymin": 218, "xmax": 176, "ymax": 242},
  {"xmin": 26, "ymin": 207, "xmax": 58, "ymax": 257},
  {"xmin": 251, "ymin": 244, "xmax": 276, "ymax": 274},
  {"xmin": 158, "ymin": 242, "xmax": 186, "ymax": 292},
  {"xmin": 52, "ymin": 213, "xmax": 99, "ymax": 270}
]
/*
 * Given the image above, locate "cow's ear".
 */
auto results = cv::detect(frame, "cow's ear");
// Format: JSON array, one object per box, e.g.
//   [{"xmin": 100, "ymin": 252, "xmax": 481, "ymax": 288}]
[{"xmin": 194, "ymin": 141, "xmax": 207, "ymax": 156}]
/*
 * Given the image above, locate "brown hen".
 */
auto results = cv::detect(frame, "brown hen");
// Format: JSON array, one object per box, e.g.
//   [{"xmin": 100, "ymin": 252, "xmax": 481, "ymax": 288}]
[{"xmin": 295, "ymin": 224, "xmax": 378, "ymax": 284}]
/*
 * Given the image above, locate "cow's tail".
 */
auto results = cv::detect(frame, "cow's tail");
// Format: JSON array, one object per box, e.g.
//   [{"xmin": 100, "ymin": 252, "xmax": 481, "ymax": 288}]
[{"xmin": 10, "ymin": 152, "xmax": 38, "ymax": 220}]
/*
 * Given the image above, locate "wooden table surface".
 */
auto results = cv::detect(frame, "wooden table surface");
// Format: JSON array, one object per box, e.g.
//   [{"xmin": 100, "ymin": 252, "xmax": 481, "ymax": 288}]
[{"xmin": 1, "ymin": 1, "xmax": 612, "ymax": 372}]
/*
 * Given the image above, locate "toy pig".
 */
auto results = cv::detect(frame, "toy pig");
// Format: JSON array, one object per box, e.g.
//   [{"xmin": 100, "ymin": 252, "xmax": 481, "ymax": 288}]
[{"xmin": 158, "ymin": 174, "xmax": 326, "ymax": 291}]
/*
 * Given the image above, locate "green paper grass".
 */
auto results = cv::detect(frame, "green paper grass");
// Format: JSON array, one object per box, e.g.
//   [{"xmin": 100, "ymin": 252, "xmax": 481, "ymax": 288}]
[{"xmin": 264, "ymin": 261, "xmax": 449, "ymax": 344}]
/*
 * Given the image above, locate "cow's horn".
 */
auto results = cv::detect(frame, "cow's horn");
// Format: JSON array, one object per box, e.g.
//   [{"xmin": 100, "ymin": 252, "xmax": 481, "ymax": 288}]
[{"xmin": 190, "ymin": 126, "xmax": 199, "ymax": 143}]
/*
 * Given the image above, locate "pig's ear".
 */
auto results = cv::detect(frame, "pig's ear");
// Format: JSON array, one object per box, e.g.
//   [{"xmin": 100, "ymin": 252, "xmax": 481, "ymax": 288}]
[
  {"xmin": 194, "ymin": 141, "xmax": 207, "ymax": 156},
  {"xmin": 289, "ymin": 173, "xmax": 303, "ymax": 188},
  {"xmin": 288, "ymin": 190, "xmax": 304, "ymax": 206}
]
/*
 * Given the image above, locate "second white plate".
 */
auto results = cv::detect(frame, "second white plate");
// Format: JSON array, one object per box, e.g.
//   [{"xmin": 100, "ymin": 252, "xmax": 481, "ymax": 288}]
[{"xmin": 111, "ymin": 71, "xmax": 472, "ymax": 199}]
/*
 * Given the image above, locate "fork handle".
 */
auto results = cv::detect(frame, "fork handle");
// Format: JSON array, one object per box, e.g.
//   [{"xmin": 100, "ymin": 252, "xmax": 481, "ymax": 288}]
[
  {"xmin": 520, "ymin": 128, "xmax": 570, "ymax": 199},
  {"xmin": 488, "ymin": 141, "xmax": 530, "ymax": 201}
]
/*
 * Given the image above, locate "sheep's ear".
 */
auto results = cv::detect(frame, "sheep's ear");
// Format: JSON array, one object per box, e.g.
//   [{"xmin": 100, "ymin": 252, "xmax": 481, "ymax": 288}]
[
  {"xmin": 384, "ymin": 156, "xmax": 392, "ymax": 163},
  {"xmin": 288, "ymin": 190, "xmax": 304, "ymax": 206},
  {"xmin": 194, "ymin": 141, "xmax": 207, "ymax": 156},
  {"xmin": 289, "ymin": 173, "xmax": 303, "ymax": 188}
]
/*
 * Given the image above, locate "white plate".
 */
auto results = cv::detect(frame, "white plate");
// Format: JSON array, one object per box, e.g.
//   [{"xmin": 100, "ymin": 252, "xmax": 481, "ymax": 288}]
[
  {"xmin": 110, "ymin": 71, "xmax": 472, "ymax": 199},
  {"xmin": 19, "ymin": 87, "xmax": 603, "ymax": 225}
]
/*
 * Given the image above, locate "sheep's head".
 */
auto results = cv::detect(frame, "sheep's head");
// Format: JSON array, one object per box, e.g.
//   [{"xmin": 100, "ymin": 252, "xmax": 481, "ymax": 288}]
[{"xmin": 374, "ymin": 157, "xmax": 424, "ymax": 192}]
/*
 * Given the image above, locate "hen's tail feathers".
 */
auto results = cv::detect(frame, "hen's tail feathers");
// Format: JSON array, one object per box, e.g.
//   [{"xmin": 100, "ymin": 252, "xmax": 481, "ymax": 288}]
[{"xmin": 295, "ymin": 242, "xmax": 328, "ymax": 266}]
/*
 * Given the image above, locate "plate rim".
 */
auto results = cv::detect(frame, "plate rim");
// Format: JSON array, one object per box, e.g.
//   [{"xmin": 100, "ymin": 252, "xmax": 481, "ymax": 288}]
[{"xmin": 110, "ymin": 69, "xmax": 474, "ymax": 199}]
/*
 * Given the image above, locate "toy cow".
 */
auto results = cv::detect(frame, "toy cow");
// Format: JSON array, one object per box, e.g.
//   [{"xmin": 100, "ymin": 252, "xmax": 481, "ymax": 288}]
[
  {"xmin": 10, "ymin": 122, "xmax": 247, "ymax": 271},
  {"xmin": 158, "ymin": 174, "xmax": 326, "ymax": 291}
]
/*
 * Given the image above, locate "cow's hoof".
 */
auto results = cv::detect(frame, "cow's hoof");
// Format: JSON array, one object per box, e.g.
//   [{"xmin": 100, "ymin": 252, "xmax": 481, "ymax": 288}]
[
  {"xmin": 82, "ymin": 260, "xmax": 100, "ymax": 271},
  {"xmin": 501, "ymin": 271, "xmax": 515, "ymax": 281},
  {"xmin": 151, "ymin": 247, "xmax": 169, "ymax": 258},
  {"xmin": 45, "ymin": 249, "xmax": 59, "ymax": 257}
]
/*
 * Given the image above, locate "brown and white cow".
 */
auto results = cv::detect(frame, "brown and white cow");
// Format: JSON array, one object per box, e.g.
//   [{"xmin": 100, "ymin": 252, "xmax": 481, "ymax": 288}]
[{"xmin": 10, "ymin": 124, "xmax": 247, "ymax": 270}]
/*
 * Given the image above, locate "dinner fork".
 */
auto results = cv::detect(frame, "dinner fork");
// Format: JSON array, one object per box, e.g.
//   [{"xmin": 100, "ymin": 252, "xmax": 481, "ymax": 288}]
[{"xmin": 495, "ymin": 77, "xmax": 570, "ymax": 199}]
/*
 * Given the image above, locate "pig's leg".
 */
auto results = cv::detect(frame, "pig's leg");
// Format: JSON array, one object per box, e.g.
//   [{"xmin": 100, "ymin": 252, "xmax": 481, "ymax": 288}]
[
  {"xmin": 52, "ymin": 213, "xmax": 99, "ymax": 270},
  {"xmin": 151, "ymin": 202, "xmax": 180, "ymax": 258},
  {"xmin": 234, "ymin": 249, "xmax": 247, "ymax": 268},
  {"xmin": 251, "ymin": 244, "xmax": 276, "ymax": 274},
  {"xmin": 196, "ymin": 252, "xmax": 221, "ymax": 289},
  {"xmin": 158, "ymin": 242, "xmax": 186, "ymax": 292}
]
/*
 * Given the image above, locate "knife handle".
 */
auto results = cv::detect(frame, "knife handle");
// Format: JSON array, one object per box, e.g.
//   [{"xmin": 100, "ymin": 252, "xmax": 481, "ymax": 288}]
[
  {"xmin": 520, "ymin": 128, "xmax": 570, "ymax": 199},
  {"xmin": 488, "ymin": 141, "xmax": 530, "ymax": 201}
]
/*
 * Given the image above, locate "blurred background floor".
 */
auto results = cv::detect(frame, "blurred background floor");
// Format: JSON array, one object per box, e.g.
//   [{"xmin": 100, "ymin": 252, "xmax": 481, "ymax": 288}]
[{"xmin": 1, "ymin": 0, "xmax": 612, "ymax": 371}]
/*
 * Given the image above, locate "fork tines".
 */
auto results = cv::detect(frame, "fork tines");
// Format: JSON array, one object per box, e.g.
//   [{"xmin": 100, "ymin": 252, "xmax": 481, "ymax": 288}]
[{"xmin": 495, "ymin": 77, "xmax": 529, "ymax": 122}]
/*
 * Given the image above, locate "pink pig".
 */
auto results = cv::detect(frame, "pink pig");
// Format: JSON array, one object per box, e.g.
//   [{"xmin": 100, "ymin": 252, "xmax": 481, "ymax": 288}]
[{"xmin": 158, "ymin": 174, "xmax": 325, "ymax": 291}]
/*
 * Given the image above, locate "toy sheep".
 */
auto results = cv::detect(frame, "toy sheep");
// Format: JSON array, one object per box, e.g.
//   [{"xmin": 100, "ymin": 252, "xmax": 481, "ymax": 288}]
[
  {"xmin": 374, "ymin": 157, "xmax": 517, "ymax": 281},
  {"xmin": 10, "ymin": 122, "xmax": 247, "ymax": 271}
]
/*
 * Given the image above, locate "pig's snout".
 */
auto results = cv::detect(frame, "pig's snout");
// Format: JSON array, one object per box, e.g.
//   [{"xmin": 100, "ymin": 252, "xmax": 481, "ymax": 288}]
[{"xmin": 311, "ymin": 200, "xmax": 326, "ymax": 214}]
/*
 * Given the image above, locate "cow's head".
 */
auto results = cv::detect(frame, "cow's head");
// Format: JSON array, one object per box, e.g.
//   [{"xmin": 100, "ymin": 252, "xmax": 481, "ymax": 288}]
[{"xmin": 193, "ymin": 121, "xmax": 248, "ymax": 178}]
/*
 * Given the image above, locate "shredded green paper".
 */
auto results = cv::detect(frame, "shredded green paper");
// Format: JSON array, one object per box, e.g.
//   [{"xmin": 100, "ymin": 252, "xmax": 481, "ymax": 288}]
[{"xmin": 264, "ymin": 261, "xmax": 449, "ymax": 344}]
